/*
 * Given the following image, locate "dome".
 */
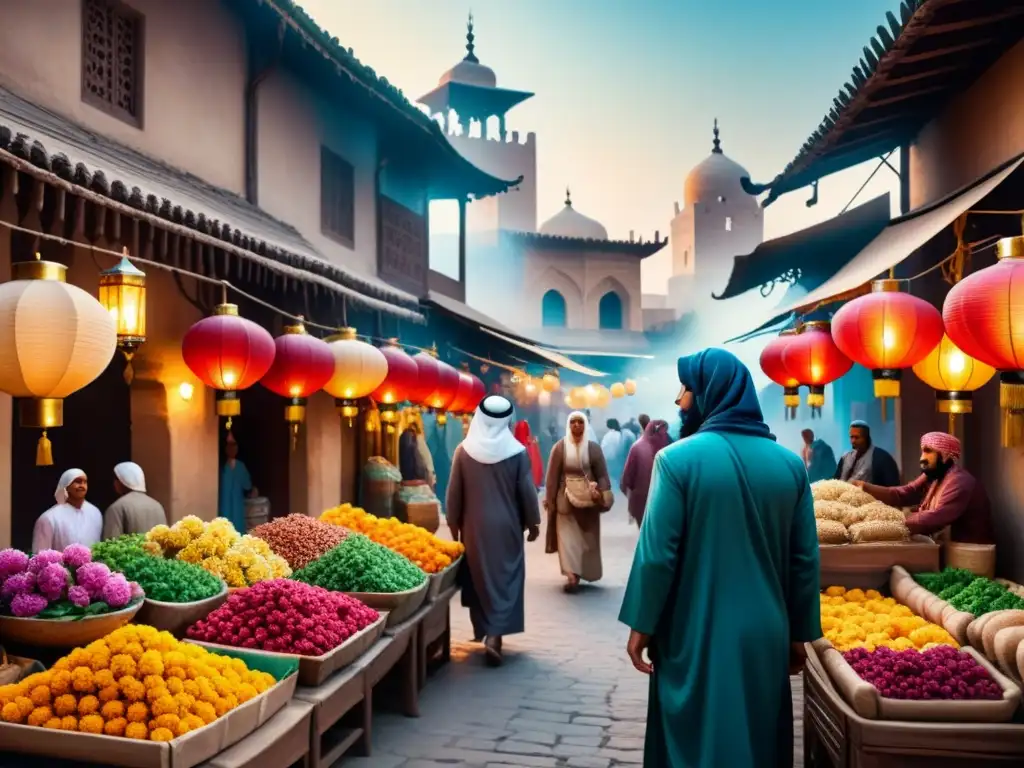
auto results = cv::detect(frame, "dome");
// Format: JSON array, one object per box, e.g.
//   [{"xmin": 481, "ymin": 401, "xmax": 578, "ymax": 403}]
[
  {"xmin": 539, "ymin": 190, "xmax": 608, "ymax": 240},
  {"xmin": 684, "ymin": 120, "xmax": 752, "ymax": 206},
  {"xmin": 438, "ymin": 14, "xmax": 496, "ymax": 89}
]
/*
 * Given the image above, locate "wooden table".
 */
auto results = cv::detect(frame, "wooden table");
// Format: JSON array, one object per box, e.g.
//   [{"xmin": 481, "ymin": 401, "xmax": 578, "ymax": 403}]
[
  {"xmin": 292, "ymin": 639, "xmax": 391, "ymax": 768},
  {"xmin": 417, "ymin": 585, "xmax": 457, "ymax": 688},
  {"xmin": 198, "ymin": 700, "xmax": 314, "ymax": 768},
  {"xmin": 372, "ymin": 610, "xmax": 422, "ymax": 718}
]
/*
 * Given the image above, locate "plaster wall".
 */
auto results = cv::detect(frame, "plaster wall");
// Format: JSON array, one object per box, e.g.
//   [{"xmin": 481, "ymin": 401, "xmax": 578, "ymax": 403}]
[
  {"xmin": 450, "ymin": 131, "xmax": 537, "ymax": 232},
  {"xmin": 0, "ymin": 0, "xmax": 247, "ymax": 195}
]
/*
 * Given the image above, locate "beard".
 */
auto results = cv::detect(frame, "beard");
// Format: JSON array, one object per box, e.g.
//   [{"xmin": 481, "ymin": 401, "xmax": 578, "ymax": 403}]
[
  {"xmin": 678, "ymin": 405, "xmax": 704, "ymax": 440},
  {"xmin": 921, "ymin": 459, "xmax": 953, "ymax": 481}
]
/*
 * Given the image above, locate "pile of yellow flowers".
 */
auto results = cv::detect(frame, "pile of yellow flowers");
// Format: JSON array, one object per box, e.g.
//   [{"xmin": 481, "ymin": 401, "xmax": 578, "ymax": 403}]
[
  {"xmin": 0, "ymin": 625, "xmax": 276, "ymax": 740},
  {"xmin": 145, "ymin": 516, "xmax": 291, "ymax": 588},
  {"xmin": 320, "ymin": 504, "xmax": 464, "ymax": 574},
  {"xmin": 820, "ymin": 586, "xmax": 959, "ymax": 652}
]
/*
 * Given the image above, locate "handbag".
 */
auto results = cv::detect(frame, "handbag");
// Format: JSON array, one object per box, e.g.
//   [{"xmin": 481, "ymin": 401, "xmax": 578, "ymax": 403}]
[{"xmin": 564, "ymin": 472, "xmax": 596, "ymax": 509}]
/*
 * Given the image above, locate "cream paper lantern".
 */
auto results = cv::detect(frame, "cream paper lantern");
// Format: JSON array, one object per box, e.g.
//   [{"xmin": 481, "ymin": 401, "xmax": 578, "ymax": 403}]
[
  {"xmin": 323, "ymin": 327, "xmax": 388, "ymax": 422},
  {"xmin": 542, "ymin": 370, "xmax": 560, "ymax": 392},
  {"xmin": 610, "ymin": 382, "xmax": 626, "ymax": 398},
  {"xmin": 593, "ymin": 384, "xmax": 612, "ymax": 409},
  {"xmin": 567, "ymin": 386, "xmax": 589, "ymax": 410},
  {"xmin": 624, "ymin": 378, "xmax": 638, "ymax": 396},
  {"xmin": 0, "ymin": 255, "xmax": 117, "ymax": 464},
  {"xmin": 584, "ymin": 383, "xmax": 600, "ymax": 407},
  {"xmin": 538, "ymin": 390, "xmax": 552, "ymax": 407}
]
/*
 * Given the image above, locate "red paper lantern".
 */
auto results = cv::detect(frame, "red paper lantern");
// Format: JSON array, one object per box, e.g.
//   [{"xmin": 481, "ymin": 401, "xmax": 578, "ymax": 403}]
[
  {"xmin": 410, "ymin": 349, "xmax": 441, "ymax": 406},
  {"xmin": 831, "ymin": 279, "xmax": 943, "ymax": 399},
  {"xmin": 759, "ymin": 328, "xmax": 801, "ymax": 419},
  {"xmin": 943, "ymin": 236, "xmax": 1024, "ymax": 446},
  {"xmin": 260, "ymin": 321, "xmax": 335, "ymax": 441},
  {"xmin": 448, "ymin": 371, "xmax": 475, "ymax": 414},
  {"xmin": 781, "ymin": 321, "xmax": 853, "ymax": 417},
  {"xmin": 423, "ymin": 357, "xmax": 460, "ymax": 425},
  {"xmin": 370, "ymin": 339, "xmax": 418, "ymax": 423},
  {"xmin": 182, "ymin": 303, "xmax": 275, "ymax": 425}
]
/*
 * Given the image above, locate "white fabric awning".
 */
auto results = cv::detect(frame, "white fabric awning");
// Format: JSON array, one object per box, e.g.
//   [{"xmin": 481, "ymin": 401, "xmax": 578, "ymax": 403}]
[{"xmin": 769, "ymin": 154, "xmax": 1024, "ymax": 319}]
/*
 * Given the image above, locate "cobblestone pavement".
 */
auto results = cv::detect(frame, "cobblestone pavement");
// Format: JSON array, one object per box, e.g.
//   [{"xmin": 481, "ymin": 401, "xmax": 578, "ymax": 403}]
[{"xmin": 347, "ymin": 500, "xmax": 804, "ymax": 767}]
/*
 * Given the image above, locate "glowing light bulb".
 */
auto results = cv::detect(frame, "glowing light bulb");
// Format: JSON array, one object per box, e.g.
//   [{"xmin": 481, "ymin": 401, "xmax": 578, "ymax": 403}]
[
  {"xmin": 882, "ymin": 327, "xmax": 896, "ymax": 350},
  {"xmin": 947, "ymin": 351, "xmax": 966, "ymax": 375},
  {"xmin": 178, "ymin": 382, "xmax": 194, "ymax": 402},
  {"xmin": 222, "ymin": 371, "xmax": 238, "ymax": 387}
]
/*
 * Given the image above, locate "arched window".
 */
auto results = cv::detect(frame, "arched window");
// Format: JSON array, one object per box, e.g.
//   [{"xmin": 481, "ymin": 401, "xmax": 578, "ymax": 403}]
[
  {"xmin": 542, "ymin": 289, "xmax": 567, "ymax": 327},
  {"xmin": 598, "ymin": 291, "xmax": 623, "ymax": 330}
]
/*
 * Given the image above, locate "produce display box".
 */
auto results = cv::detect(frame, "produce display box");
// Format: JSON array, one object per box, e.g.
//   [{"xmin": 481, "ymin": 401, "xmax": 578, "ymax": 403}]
[
  {"xmin": 889, "ymin": 565, "xmax": 974, "ymax": 645},
  {"xmin": 820, "ymin": 536, "xmax": 940, "ymax": 590},
  {"xmin": 803, "ymin": 643, "xmax": 1024, "ymax": 767},
  {"xmin": 417, "ymin": 585, "xmax": 457, "ymax": 689},
  {"xmin": 347, "ymin": 580, "xmax": 428, "ymax": 627},
  {"xmin": 369, "ymin": 610, "xmax": 420, "ymax": 718},
  {"xmin": 820, "ymin": 644, "xmax": 1021, "ymax": 723},
  {"xmin": 0, "ymin": 600, "xmax": 143, "ymax": 648},
  {"xmin": 292, "ymin": 637, "xmax": 391, "ymax": 768},
  {"xmin": 190, "ymin": 613, "xmax": 387, "ymax": 687},
  {"xmin": 196, "ymin": 700, "xmax": 313, "ymax": 768},
  {"xmin": 0, "ymin": 648, "xmax": 298, "ymax": 768},
  {"xmin": 135, "ymin": 583, "xmax": 230, "ymax": 638},
  {"xmin": 426, "ymin": 558, "xmax": 462, "ymax": 602}
]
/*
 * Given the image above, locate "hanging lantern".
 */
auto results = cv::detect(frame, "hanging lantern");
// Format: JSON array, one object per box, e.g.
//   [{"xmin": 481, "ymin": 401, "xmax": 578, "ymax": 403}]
[
  {"xmin": 423, "ymin": 355, "xmax": 460, "ymax": 426},
  {"xmin": 912, "ymin": 334, "xmax": 995, "ymax": 431},
  {"xmin": 259, "ymin": 320, "xmax": 335, "ymax": 448},
  {"xmin": 323, "ymin": 327, "xmax": 388, "ymax": 423},
  {"xmin": 759, "ymin": 328, "xmax": 801, "ymax": 419},
  {"xmin": 538, "ymin": 390, "xmax": 552, "ymax": 407},
  {"xmin": 521, "ymin": 376, "xmax": 539, "ymax": 403},
  {"xmin": 781, "ymin": 321, "xmax": 853, "ymax": 418},
  {"xmin": 370, "ymin": 339, "xmax": 419, "ymax": 426},
  {"xmin": 593, "ymin": 384, "xmax": 611, "ymax": 409},
  {"xmin": 584, "ymin": 383, "xmax": 600, "ymax": 407},
  {"xmin": 567, "ymin": 386, "xmax": 589, "ymax": 410},
  {"xmin": 831, "ymin": 279, "xmax": 943, "ymax": 410},
  {"xmin": 624, "ymin": 379, "xmax": 637, "ymax": 396},
  {"xmin": 182, "ymin": 303, "xmax": 276, "ymax": 429},
  {"xmin": 610, "ymin": 382, "xmax": 626, "ymax": 398},
  {"xmin": 0, "ymin": 254, "xmax": 117, "ymax": 465},
  {"xmin": 98, "ymin": 248, "xmax": 146, "ymax": 385},
  {"xmin": 542, "ymin": 370, "xmax": 560, "ymax": 392},
  {"xmin": 448, "ymin": 371, "xmax": 475, "ymax": 415},
  {"xmin": 943, "ymin": 235, "xmax": 1024, "ymax": 446},
  {"xmin": 410, "ymin": 349, "xmax": 441, "ymax": 407},
  {"xmin": 467, "ymin": 373, "xmax": 486, "ymax": 413}
]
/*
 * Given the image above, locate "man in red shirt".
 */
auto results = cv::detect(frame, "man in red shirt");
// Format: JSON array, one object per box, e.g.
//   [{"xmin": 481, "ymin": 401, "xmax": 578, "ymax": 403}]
[{"xmin": 854, "ymin": 431, "xmax": 994, "ymax": 544}]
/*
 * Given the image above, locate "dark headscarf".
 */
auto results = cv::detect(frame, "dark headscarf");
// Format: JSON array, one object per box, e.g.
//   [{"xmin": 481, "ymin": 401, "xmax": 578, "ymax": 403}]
[
  {"xmin": 677, "ymin": 348, "xmax": 775, "ymax": 441},
  {"xmin": 620, "ymin": 419, "xmax": 672, "ymax": 525}
]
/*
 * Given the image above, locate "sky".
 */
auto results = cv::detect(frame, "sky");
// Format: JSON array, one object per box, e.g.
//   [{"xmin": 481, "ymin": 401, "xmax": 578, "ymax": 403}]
[{"xmin": 299, "ymin": 0, "xmax": 904, "ymax": 294}]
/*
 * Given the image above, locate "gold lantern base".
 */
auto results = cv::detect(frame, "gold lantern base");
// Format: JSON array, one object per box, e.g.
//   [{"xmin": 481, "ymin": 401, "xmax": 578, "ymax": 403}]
[
  {"xmin": 285, "ymin": 398, "xmax": 307, "ymax": 452},
  {"xmin": 335, "ymin": 398, "xmax": 359, "ymax": 427},
  {"xmin": 436, "ymin": 412, "xmax": 448, "ymax": 426},
  {"xmin": 216, "ymin": 391, "xmax": 241, "ymax": 430},
  {"xmin": 873, "ymin": 377, "xmax": 901, "ymax": 399},
  {"xmin": 938, "ymin": 393, "xmax": 973, "ymax": 415},
  {"xmin": 20, "ymin": 398, "xmax": 62, "ymax": 467},
  {"xmin": 999, "ymin": 378, "xmax": 1024, "ymax": 448}
]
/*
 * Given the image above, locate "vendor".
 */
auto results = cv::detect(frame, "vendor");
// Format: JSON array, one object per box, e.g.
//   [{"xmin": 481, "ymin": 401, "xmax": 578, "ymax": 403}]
[
  {"xmin": 853, "ymin": 431, "xmax": 994, "ymax": 544},
  {"xmin": 834, "ymin": 420, "xmax": 900, "ymax": 487}
]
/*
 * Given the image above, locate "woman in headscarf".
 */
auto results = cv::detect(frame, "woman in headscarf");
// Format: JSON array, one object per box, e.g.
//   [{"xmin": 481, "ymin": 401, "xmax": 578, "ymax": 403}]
[
  {"xmin": 102, "ymin": 462, "xmax": 168, "ymax": 539},
  {"xmin": 618, "ymin": 349, "xmax": 821, "ymax": 768},
  {"xmin": 446, "ymin": 396, "xmax": 542, "ymax": 666},
  {"xmin": 513, "ymin": 420, "xmax": 544, "ymax": 489},
  {"xmin": 32, "ymin": 469, "xmax": 103, "ymax": 552},
  {"xmin": 620, "ymin": 419, "xmax": 671, "ymax": 527},
  {"xmin": 544, "ymin": 411, "xmax": 613, "ymax": 593}
]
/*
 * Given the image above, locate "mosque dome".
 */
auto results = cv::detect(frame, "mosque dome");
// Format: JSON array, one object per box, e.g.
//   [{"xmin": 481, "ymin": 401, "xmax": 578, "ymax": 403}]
[
  {"xmin": 684, "ymin": 120, "xmax": 753, "ymax": 206},
  {"xmin": 539, "ymin": 190, "xmax": 608, "ymax": 240},
  {"xmin": 438, "ymin": 14, "xmax": 497, "ymax": 89}
]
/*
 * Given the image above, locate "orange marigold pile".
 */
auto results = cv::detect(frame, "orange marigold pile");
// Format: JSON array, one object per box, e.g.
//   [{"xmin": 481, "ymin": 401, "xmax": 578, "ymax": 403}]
[
  {"xmin": 0, "ymin": 624, "xmax": 276, "ymax": 740},
  {"xmin": 320, "ymin": 504, "xmax": 463, "ymax": 574}
]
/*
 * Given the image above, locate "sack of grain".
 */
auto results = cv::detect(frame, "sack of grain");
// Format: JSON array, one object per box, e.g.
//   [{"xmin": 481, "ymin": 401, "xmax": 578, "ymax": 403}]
[
  {"xmin": 817, "ymin": 519, "xmax": 849, "ymax": 545},
  {"xmin": 840, "ymin": 506, "xmax": 868, "ymax": 527},
  {"xmin": 981, "ymin": 611, "xmax": 1024, "ymax": 659},
  {"xmin": 860, "ymin": 502, "xmax": 906, "ymax": 523},
  {"xmin": 812, "ymin": 479, "xmax": 858, "ymax": 502},
  {"xmin": 814, "ymin": 500, "xmax": 850, "ymax": 523},
  {"xmin": 848, "ymin": 520, "xmax": 909, "ymax": 544},
  {"xmin": 839, "ymin": 487, "xmax": 877, "ymax": 508},
  {"xmin": 992, "ymin": 626, "xmax": 1024, "ymax": 680}
]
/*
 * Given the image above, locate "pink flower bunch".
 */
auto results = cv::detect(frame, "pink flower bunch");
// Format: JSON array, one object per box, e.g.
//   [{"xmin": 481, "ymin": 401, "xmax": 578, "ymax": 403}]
[
  {"xmin": 0, "ymin": 545, "xmax": 143, "ymax": 618},
  {"xmin": 187, "ymin": 578, "xmax": 379, "ymax": 656}
]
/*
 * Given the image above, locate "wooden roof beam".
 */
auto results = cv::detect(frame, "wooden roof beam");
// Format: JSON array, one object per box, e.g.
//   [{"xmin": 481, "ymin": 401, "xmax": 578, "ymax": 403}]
[
  {"xmin": 863, "ymin": 84, "xmax": 947, "ymax": 109},
  {"xmin": 918, "ymin": 7, "xmax": 1024, "ymax": 37},
  {"xmin": 881, "ymin": 64, "xmax": 964, "ymax": 88},
  {"xmin": 900, "ymin": 38, "xmax": 991, "ymax": 63}
]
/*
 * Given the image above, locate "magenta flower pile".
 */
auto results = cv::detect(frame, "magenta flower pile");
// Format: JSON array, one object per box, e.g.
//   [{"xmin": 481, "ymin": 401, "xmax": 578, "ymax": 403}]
[
  {"xmin": 844, "ymin": 645, "xmax": 1004, "ymax": 701},
  {"xmin": 0, "ymin": 544, "xmax": 144, "ymax": 619},
  {"xmin": 187, "ymin": 578, "xmax": 379, "ymax": 656}
]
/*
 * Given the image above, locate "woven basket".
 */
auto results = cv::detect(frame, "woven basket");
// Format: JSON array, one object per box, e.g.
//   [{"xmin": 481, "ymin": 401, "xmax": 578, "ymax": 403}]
[{"xmin": 946, "ymin": 542, "xmax": 997, "ymax": 579}]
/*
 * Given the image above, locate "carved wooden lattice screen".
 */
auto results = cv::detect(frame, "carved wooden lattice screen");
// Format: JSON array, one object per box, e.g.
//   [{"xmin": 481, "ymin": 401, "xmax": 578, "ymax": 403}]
[{"xmin": 82, "ymin": 0, "xmax": 142, "ymax": 124}]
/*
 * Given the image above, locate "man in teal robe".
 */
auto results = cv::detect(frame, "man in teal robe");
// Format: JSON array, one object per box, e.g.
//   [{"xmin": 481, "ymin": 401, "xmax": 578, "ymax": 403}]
[
  {"xmin": 618, "ymin": 348, "xmax": 822, "ymax": 768},
  {"xmin": 219, "ymin": 433, "xmax": 254, "ymax": 533}
]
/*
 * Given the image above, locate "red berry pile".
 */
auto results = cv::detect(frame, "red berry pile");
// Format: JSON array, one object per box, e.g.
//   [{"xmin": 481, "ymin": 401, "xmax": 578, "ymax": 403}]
[
  {"xmin": 844, "ymin": 645, "xmax": 1004, "ymax": 701},
  {"xmin": 186, "ymin": 578, "xmax": 379, "ymax": 656}
]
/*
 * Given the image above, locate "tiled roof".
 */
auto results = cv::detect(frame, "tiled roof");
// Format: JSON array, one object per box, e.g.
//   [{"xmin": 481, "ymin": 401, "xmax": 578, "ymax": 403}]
[{"xmin": 504, "ymin": 230, "xmax": 668, "ymax": 259}]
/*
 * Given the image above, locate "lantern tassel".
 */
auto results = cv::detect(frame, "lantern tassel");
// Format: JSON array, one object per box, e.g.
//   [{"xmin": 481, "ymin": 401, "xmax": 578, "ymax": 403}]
[
  {"xmin": 290, "ymin": 423, "xmax": 299, "ymax": 452},
  {"xmin": 36, "ymin": 430, "xmax": 53, "ymax": 467},
  {"xmin": 122, "ymin": 352, "xmax": 135, "ymax": 385}
]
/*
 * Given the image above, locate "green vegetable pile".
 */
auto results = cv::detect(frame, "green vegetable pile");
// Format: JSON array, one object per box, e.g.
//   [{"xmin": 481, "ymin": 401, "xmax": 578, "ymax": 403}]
[
  {"xmin": 915, "ymin": 568, "xmax": 1024, "ymax": 615},
  {"xmin": 91, "ymin": 534, "xmax": 150, "ymax": 572},
  {"xmin": 292, "ymin": 534, "xmax": 426, "ymax": 593},
  {"xmin": 120, "ymin": 555, "xmax": 224, "ymax": 603}
]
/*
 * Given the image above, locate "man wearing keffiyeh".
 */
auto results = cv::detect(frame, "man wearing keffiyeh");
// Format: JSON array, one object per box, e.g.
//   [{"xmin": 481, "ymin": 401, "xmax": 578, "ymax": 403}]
[{"xmin": 853, "ymin": 431, "xmax": 994, "ymax": 544}]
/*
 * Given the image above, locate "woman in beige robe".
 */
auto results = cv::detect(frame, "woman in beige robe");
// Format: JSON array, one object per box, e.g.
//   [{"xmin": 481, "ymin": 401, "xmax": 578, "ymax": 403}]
[{"xmin": 545, "ymin": 411, "xmax": 613, "ymax": 592}]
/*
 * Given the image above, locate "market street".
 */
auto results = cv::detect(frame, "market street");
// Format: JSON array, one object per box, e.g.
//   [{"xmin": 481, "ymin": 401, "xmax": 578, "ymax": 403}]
[{"xmin": 352, "ymin": 502, "xmax": 805, "ymax": 767}]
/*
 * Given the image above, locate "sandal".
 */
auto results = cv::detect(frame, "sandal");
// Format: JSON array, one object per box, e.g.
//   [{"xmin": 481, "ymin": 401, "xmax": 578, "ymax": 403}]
[{"xmin": 485, "ymin": 636, "xmax": 503, "ymax": 666}]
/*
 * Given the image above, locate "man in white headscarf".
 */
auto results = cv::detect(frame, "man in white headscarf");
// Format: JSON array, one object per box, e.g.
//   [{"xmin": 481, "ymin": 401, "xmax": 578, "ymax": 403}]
[
  {"xmin": 446, "ymin": 395, "xmax": 542, "ymax": 666},
  {"xmin": 102, "ymin": 462, "xmax": 168, "ymax": 539},
  {"xmin": 32, "ymin": 469, "xmax": 103, "ymax": 552}
]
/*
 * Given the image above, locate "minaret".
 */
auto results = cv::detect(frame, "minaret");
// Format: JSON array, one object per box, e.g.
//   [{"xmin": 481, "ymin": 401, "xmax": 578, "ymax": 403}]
[{"xmin": 712, "ymin": 118, "xmax": 722, "ymax": 154}]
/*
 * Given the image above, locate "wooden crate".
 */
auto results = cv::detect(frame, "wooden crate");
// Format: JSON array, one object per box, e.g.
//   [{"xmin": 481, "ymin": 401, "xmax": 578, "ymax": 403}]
[{"xmin": 199, "ymin": 701, "xmax": 313, "ymax": 768}]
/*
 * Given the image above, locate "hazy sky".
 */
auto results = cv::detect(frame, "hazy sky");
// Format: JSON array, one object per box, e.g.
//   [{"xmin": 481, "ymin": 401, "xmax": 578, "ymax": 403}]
[{"xmin": 300, "ymin": 0, "xmax": 903, "ymax": 293}]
